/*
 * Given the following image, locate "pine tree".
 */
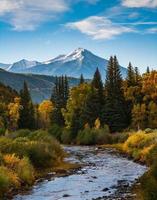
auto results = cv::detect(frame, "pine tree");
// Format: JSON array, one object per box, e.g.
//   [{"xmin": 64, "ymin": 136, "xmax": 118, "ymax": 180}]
[
  {"xmin": 146, "ymin": 66, "xmax": 150, "ymax": 73},
  {"xmin": 127, "ymin": 62, "xmax": 135, "ymax": 87},
  {"xmin": 81, "ymin": 88, "xmax": 101, "ymax": 127},
  {"xmin": 64, "ymin": 75, "xmax": 69, "ymax": 104},
  {"xmin": 18, "ymin": 82, "xmax": 35, "ymax": 129},
  {"xmin": 135, "ymin": 66, "xmax": 141, "ymax": 85},
  {"xmin": 91, "ymin": 67, "xmax": 104, "ymax": 104},
  {"xmin": 50, "ymin": 76, "xmax": 69, "ymax": 126},
  {"xmin": 103, "ymin": 56, "xmax": 128, "ymax": 132},
  {"xmin": 79, "ymin": 74, "xmax": 84, "ymax": 85},
  {"xmin": 70, "ymin": 108, "xmax": 83, "ymax": 140},
  {"xmin": 81, "ymin": 68, "xmax": 104, "ymax": 127}
]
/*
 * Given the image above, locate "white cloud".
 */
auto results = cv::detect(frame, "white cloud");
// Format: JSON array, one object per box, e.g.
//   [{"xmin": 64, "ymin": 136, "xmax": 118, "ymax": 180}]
[
  {"xmin": 66, "ymin": 16, "xmax": 134, "ymax": 40},
  {"xmin": 147, "ymin": 27, "xmax": 157, "ymax": 33},
  {"xmin": 122, "ymin": 0, "xmax": 157, "ymax": 8},
  {"xmin": 0, "ymin": 0, "xmax": 69, "ymax": 31}
]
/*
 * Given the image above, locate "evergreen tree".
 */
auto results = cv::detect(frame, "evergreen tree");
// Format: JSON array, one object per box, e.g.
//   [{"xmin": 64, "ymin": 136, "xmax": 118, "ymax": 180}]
[
  {"xmin": 135, "ymin": 66, "xmax": 141, "ymax": 85},
  {"xmin": 18, "ymin": 82, "xmax": 35, "ymax": 129},
  {"xmin": 64, "ymin": 75, "xmax": 69, "ymax": 104},
  {"xmin": 81, "ymin": 88, "xmax": 101, "ymax": 127},
  {"xmin": 82, "ymin": 68, "xmax": 104, "ymax": 127},
  {"xmin": 103, "ymin": 56, "xmax": 128, "ymax": 132},
  {"xmin": 50, "ymin": 76, "xmax": 69, "ymax": 126},
  {"xmin": 79, "ymin": 74, "xmax": 85, "ymax": 85},
  {"xmin": 127, "ymin": 62, "xmax": 135, "ymax": 87},
  {"xmin": 147, "ymin": 66, "xmax": 150, "ymax": 73},
  {"xmin": 91, "ymin": 67, "xmax": 104, "ymax": 104},
  {"xmin": 70, "ymin": 108, "xmax": 83, "ymax": 140}
]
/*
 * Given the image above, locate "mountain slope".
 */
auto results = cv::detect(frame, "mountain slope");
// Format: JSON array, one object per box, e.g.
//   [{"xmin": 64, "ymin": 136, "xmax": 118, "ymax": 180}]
[
  {"xmin": 0, "ymin": 63, "xmax": 11, "ymax": 70},
  {"xmin": 7, "ymin": 59, "xmax": 41, "ymax": 72},
  {"xmin": 0, "ymin": 69, "xmax": 81, "ymax": 103},
  {"xmin": 6, "ymin": 48, "xmax": 127, "ymax": 79}
]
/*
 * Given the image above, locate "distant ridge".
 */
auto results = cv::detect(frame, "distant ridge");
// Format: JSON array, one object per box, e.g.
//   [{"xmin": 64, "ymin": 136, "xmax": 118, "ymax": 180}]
[
  {"xmin": 0, "ymin": 69, "xmax": 82, "ymax": 103},
  {"xmin": 3, "ymin": 48, "xmax": 127, "ymax": 79}
]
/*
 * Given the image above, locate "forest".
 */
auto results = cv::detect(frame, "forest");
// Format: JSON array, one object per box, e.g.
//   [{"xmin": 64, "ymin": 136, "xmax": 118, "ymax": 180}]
[{"xmin": 0, "ymin": 56, "xmax": 157, "ymax": 199}]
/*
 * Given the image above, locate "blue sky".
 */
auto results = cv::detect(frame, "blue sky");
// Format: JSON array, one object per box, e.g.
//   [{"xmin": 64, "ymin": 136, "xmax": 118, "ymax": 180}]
[{"xmin": 0, "ymin": 0, "xmax": 157, "ymax": 72}]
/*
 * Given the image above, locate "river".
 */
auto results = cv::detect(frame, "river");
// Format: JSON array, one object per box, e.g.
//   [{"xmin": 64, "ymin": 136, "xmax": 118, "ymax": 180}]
[{"xmin": 13, "ymin": 146, "xmax": 147, "ymax": 200}]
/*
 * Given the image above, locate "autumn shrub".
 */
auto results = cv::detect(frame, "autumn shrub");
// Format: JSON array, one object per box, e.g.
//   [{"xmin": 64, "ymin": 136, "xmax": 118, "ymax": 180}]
[
  {"xmin": 0, "ymin": 130, "xmax": 64, "ymax": 197},
  {"xmin": 0, "ymin": 166, "xmax": 20, "ymax": 190},
  {"xmin": 16, "ymin": 157, "xmax": 35, "ymax": 185},
  {"xmin": 123, "ymin": 131, "xmax": 156, "ymax": 156},
  {"xmin": 3, "ymin": 154, "xmax": 35, "ymax": 185},
  {"xmin": 0, "ymin": 130, "xmax": 63, "ymax": 168}
]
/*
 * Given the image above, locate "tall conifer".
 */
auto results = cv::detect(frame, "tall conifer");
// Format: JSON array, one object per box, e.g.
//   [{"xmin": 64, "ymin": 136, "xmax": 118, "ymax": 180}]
[
  {"xmin": 79, "ymin": 74, "xmax": 84, "ymax": 85},
  {"xmin": 103, "ymin": 56, "xmax": 128, "ymax": 132},
  {"xmin": 81, "ymin": 68, "xmax": 104, "ymax": 127},
  {"xmin": 51, "ymin": 76, "xmax": 69, "ymax": 126},
  {"xmin": 18, "ymin": 81, "xmax": 35, "ymax": 129},
  {"xmin": 127, "ymin": 62, "xmax": 136, "ymax": 87}
]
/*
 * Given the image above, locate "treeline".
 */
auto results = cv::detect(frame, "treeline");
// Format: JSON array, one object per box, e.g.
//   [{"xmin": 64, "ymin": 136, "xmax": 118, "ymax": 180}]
[{"xmin": 0, "ymin": 57, "xmax": 157, "ymax": 142}]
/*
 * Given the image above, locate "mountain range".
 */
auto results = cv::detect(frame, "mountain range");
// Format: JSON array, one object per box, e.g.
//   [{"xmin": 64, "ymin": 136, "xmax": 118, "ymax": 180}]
[
  {"xmin": 0, "ymin": 48, "xmax": 128, "ymax": 102},
  {"xmin": 1, "ymin": 48, "xmax": 127, "ymax": 79}
]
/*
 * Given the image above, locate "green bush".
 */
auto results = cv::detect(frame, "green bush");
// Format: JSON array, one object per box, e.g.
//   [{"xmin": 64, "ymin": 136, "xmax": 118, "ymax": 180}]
[
  {"xmin": 10, "ymin": 129, "xmax": 31, "ymax": 139},
  {"xmin": 146, "ymin": 145, "xmax": 157, "ymax": 165},
  {"xmin": 16, "ymin": 157, "xmax": 35, "ymax": 185},
  {"xmin": 76, "ymin": 127, "xmax": 112, "ymax": 145},
  {"xmin": 48, "ymin": 124, "xmax": 62, "ymax": 141},
  {"xmin": 77, "ymin": 128, "xmax": 96, "ymax": 145},
  {"xmin": 140, "ymin": 171, "xmax": 157, "ymax": 200},
  {"xmin": 116, "ymin": 132, "xmax": 130, "ymax": 143},
  {"xmin": 95, "ymin": 129, "xmax": 112, "ymax": 145},
  {"xmin": 0, "ymin": 168, "xmax": 10, "ymax": 196},
  {"xmin": 0, "ymin": 128, "xmax": 5, "ymax": 136},
  {"xmin": 0, "ymin": 130, "xmax": 64, "ymax": 197},
  {"xmin": 145, "ymin": 128, "xmax": 153, "ymax": 134},
  {"xmin": 0, "ymin": 137, "xmax": 12, "ymax": 153},
  {"xmin": 61, "ymin": 129, "xmax": 72, "ymax": 144},
  {"xmin": 0, "ymin": 130, "xmax": 63, "ymax": 168}
]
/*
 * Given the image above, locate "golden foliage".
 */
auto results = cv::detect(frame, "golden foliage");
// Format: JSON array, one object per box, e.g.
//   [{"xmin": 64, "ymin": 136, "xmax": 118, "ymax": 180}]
[
  {"xmin": 95, "ymin": 118, "xmax": 101, "ymax": 129},
  {"xmin": 38, "ymin": 100, "xmax": 54, "ymax": 128}
]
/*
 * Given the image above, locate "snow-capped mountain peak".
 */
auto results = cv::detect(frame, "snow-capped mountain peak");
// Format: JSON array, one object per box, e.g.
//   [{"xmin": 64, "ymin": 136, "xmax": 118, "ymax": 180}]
[
  {"xmin": 7, "ymin": 59, "xmax": 41, "ymax": 72},
  {"xmin": 4, "ymin": 48, "xmax": 127, "ymax": 79}
]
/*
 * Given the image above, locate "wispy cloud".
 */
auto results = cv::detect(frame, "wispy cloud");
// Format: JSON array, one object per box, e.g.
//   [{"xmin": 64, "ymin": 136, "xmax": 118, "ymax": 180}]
[
  {"xmin": 147, "ymin": 27, "xmax": 157, "ymax": 33},
  {"xmin": 0, "ymin": 0, "xmax": 101, "ymax": 31},
  {"xmin": 0, "ymin": 0, "xmax": 69, "ymax": 31},
  {"xmin": 66, "ymin": 16, "xmax": 135, "ymax": 40},
  {"xmin": 122, "ymin": 0, "xmax": 157, "ymax": 8}
]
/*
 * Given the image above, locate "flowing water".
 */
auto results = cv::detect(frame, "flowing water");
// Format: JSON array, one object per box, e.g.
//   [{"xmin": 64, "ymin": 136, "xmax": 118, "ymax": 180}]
[{"xmin": 14, "ymin": 146, "xmax": 147, "ymax": 200}]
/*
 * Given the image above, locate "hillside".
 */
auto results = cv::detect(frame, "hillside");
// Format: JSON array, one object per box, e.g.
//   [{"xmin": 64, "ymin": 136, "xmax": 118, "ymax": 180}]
[
  {"xmin": 0, "ymin": 81, "xmax": 18, "ymax": 104},
  {"xmin": 0, "ymin": 69, "xmax": 81, "ymax": 103}
]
